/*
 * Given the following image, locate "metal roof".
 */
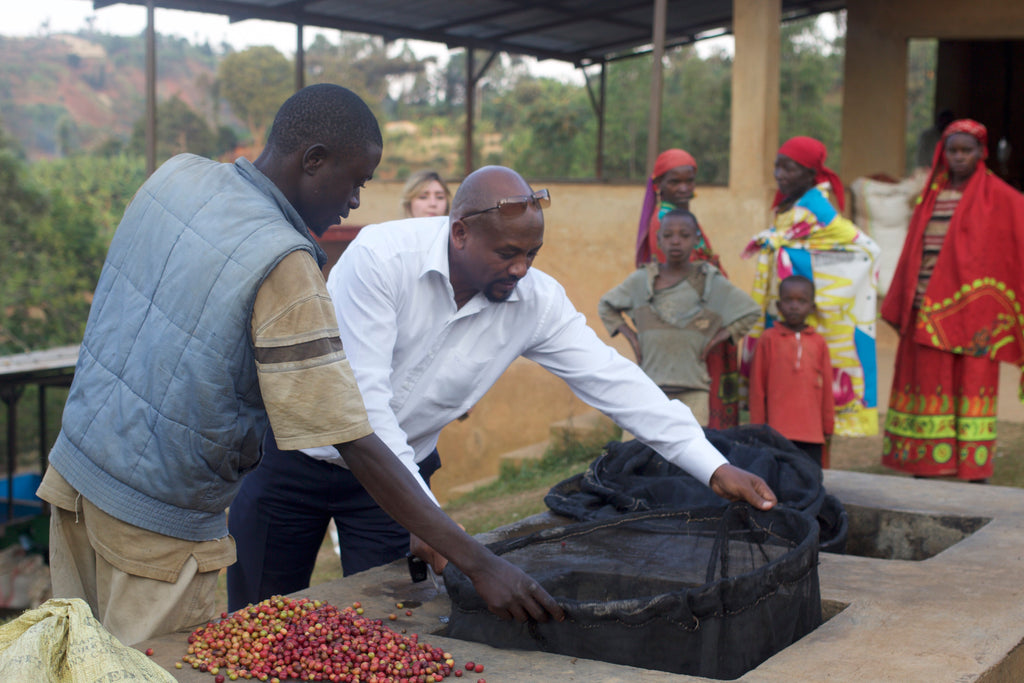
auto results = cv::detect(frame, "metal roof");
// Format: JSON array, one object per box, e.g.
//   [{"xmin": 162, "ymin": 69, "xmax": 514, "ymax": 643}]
[{"xmin": 95, "ymin": 0, "xmax": 846, "ymax": 66}]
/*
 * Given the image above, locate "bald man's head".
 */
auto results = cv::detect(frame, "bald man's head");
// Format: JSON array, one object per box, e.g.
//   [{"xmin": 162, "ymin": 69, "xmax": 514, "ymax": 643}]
[
  {"xmin": 451, "ymin": 166, "xmax": 532, "ymax": 221},
  {"xmin": 447, "ymin": 166, "xmax": 548, "ymax": 308}
]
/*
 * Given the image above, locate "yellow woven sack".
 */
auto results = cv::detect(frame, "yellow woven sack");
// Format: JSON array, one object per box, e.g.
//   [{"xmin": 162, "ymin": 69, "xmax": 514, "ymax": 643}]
[{"xmin": 0, "ymin": 597, "xmax": 175, "ymax": 682}]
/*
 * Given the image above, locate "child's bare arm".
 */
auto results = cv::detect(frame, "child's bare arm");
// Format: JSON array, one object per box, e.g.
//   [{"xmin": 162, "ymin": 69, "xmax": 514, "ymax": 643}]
[{"xmin": 617, "ymin": 325, "xmax": 643, "ymax": 364}]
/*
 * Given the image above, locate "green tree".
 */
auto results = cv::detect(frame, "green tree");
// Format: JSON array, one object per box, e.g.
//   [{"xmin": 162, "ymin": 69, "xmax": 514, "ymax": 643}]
[
  {"xmin": 0, "ymin": 124, "xmax": 50, "ymax": 352},
  {"xmin": 305, "ymin": 34, "xmax": 426, "ymax": 119},
  {"xmin": 660, "ymin": 46, "xmax": 734, "ymax": 185},
  {"xmin": 129, "ymin": 94, "xmax": 220, "ymax": 163},
  {"xmin": 600, "ymin": 53, "xmax": 661, "ymax": 180},
  {"xmin": 217, "ymin": 46, "xmax": 292, "ymax": 148},
  {"xmin": 56, "ymin": 115, "xmax": 80, "ymax": 157},
  {"xmin": 487, "ymin": 77, "xmax": 595, "ymax": 177},
  {"xmin": 778, "ymin": 16, "xmax": 845, "ymax": 170},
  {"xmin": 0, "ymin": 120, "xmax": 144, "ymax": 465},
  {"xmin": 9, "ymin": 154, "xmax": 146, "ymax": 352}
]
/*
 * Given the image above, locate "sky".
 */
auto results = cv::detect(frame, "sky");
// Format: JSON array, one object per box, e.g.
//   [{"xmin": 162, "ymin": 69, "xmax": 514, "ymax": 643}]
[{"xmin": 3, "ymin": 0, "xmax": 585, "ymax": 82}]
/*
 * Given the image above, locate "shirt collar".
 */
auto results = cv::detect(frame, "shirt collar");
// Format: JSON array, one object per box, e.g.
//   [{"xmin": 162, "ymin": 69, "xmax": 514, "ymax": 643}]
[
  {"xmin": 773, "ymin": 323, "xmax": 815, "ymax": 336},
  {"xmin": 420, "ymin": 218, "xmax": 452, "ymax": 280},
  {"xmin": 234, "ymin": 157, "xmax": 328, "ymax": 269}
]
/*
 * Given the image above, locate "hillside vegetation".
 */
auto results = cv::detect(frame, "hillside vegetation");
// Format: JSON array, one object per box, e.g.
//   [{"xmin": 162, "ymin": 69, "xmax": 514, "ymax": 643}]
[
  {"xmin": 0, "ymin": 32, "xmax": 220, "ymax": 159},
  {"xmin": 1, "ymin": 14, "xmax": 933, "ymax": 180}
]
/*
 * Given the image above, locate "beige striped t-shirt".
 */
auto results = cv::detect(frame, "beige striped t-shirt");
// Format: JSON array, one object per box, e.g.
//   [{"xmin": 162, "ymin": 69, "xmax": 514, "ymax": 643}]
[
  {"xmin": 253, "ymin": 249, "xmax": 372, "ymax": 450},
  {"xmin": 38, "ymin": 249, "xmax": 372, "ymax": 579}
]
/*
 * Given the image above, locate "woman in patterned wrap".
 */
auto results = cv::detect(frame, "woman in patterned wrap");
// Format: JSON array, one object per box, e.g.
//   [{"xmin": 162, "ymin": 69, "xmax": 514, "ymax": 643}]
[{"xmin": 881, "ymin": 119, "xmax": 1024, "ymax": 481}]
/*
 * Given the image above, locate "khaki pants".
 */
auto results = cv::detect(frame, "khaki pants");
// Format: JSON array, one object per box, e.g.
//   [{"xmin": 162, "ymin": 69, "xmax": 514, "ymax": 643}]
[
  {"xmin": 663, "ymin": 389, "xmax": 710, "ymax": 427},
  {"xmin": 48, "ymin": 504, "xmax": 219, "ymax": 646}
]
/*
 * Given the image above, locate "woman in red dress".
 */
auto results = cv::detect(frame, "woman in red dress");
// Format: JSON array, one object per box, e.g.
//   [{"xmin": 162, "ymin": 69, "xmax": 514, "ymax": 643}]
[{"xmin": 881, "ymin": 119, "xmax": 1024, "ymax": 481}]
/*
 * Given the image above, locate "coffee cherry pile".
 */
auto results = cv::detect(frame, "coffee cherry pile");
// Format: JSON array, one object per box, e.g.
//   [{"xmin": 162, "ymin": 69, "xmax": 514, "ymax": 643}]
[{"xmin": 183, "ymin": 596, "xmax": 465, "ymax": 682}]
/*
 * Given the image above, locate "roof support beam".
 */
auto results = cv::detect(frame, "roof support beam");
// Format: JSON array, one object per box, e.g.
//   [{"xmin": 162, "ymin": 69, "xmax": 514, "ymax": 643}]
[
  {"xmin": 145, "ymin": 0, "xmax": 157, "ymax": 175},
  {"xmin": 295, "ymin": 22, "xmax": 305, "ymax": 91},
  {"xmin": 463, "ymin": 50, "xmax": 499, "ymax": 176},
  {"xmin": 645, "ymin": 0, "xmax": 667, "ymax": 176},
  {"xmin": 582, "ymin": 63, "xmax": 607, "ymax": 179},
  {"xmin": 465, "ymin": 49, "xmax": 475, "ymax": 177}
]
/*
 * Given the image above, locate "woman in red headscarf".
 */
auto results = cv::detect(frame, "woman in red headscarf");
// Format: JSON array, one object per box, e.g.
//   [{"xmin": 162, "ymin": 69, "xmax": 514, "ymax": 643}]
[
  {"xmin": 633, "ymin": 149, "xmax": 743, "ymax": 428},
  {"xmin": 636, "ymin": 149, "xmax": 716, "ymax": 267},
  {"xmin": 742, "ymin": 137, "xmax": 881, "ymax": 446},
  {"xmin": 881, "ymin": 120, "xmax": 1024, "ymax": 481}
]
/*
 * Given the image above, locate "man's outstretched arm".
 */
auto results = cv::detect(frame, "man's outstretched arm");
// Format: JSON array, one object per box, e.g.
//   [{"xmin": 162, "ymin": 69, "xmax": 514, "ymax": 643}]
[{"xmin": 337, "ymin": 432, "xmax": 565, "ymax": 624}]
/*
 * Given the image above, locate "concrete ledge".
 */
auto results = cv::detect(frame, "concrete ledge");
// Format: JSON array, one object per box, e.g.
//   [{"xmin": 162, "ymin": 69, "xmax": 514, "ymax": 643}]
[{"xmin": 144, "ymin": 470, "xmax": 1024, "ymax": 682}]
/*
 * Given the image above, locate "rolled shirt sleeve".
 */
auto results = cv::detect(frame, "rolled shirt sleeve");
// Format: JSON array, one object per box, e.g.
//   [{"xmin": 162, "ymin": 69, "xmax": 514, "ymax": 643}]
[{"xmin": 252, "ymin": 250, "xmax": 373, "ymax": 452}]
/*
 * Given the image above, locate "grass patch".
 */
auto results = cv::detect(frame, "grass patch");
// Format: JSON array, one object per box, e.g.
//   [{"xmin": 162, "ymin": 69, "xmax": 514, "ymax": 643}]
[
  {"xmin": 444, "ymin": 422, "xmax": 621, "ymax": 535},
  {"xmin": 827, "ymin": 419, "xmax": 1024, "ymax": 486},
  {"xmin": 446, "ymin": 488, "xmax": 553, "ymax": 537},
  {"xmin": 448, "ymin": 422, "xmax": 622, "ymax": 504}
]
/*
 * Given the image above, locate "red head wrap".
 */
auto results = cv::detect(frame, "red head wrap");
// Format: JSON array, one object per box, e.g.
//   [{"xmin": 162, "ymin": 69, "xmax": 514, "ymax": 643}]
[
  {"xmin": 928, "ymin": 119, "xmax": 989, "ymax": 182},
  {"xmin": 652, "ymin": 148, "xmax": 697, "ymax": 179},
  {"xmin": 773, "ymin": 136, "xmax": 845, "ymax": 211},
  {"xmin": 636, "ymin": 149, "xmax": 699, "ymax": 266}
]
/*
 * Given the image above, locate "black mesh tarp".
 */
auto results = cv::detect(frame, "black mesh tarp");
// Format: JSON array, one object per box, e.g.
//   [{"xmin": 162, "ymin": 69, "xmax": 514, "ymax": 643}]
[
  {"xmin": 545, "ymin": 425, "xmax": 847, "ymax": 553},
  {"xmin": 444, "ymin": 504, "xmax": 822, "ymax": 679}
]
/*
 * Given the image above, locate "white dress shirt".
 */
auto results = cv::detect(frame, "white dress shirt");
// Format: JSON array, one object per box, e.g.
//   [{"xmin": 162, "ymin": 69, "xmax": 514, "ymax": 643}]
[{"xmin": 303, "ymin": 216, "xmax": 727, "ymax": 503}]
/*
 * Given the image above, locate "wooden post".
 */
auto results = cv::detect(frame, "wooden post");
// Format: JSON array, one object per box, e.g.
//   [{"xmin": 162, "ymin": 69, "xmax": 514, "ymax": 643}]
[
  {"xmin": 295, "ymin": 23, "xmax": 305, "ymax": 91},
  {"xmin": 464, "ymin": 49, "xmax": 475, "ymax": 176},
  {"xmin": 645, "ymin": 0, "xmax": 667, "ymax": 175},
  {"xmin": 145, "ymin": 0, "xmax": 156, "ymax": 176}
]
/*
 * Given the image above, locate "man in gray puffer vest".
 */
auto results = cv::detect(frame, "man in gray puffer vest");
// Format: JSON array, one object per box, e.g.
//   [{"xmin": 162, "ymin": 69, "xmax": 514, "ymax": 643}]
[{"xmin": 37, "ymin": 84, "xmax": 563, "ymax": 645}]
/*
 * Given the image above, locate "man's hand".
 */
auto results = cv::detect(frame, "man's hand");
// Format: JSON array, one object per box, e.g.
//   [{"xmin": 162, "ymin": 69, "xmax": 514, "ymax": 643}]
[
  {"xmin": 409, "ymin": 533, "xmax": 448, "ymax": 574},
  {"xmin": 466, "ymin": 554, "xmax": 565, "ymax": 623},
  {"xmin": 709, "ymin": 463, "xmax": 777, "ymax": 510},
  {"xmin": 339, "ymin": 433, "xmax": 565, "ymax": 623}
]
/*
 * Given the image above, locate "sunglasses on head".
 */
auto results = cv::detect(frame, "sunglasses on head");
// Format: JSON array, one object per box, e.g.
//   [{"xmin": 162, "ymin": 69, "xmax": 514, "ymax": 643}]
[{"xmin": 460, "ymin": 189, "xmax": 551, "ymax": 220}]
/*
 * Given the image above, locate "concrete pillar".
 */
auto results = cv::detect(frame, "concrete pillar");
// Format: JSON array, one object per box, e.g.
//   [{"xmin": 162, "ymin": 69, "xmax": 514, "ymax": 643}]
[
  {"xmin": 729, "ymin": 0, "xmax": 781, "ymax": 195},
  {"xmin": 840, "ymin": 1, "xmax": 908, "ymax": 181}
]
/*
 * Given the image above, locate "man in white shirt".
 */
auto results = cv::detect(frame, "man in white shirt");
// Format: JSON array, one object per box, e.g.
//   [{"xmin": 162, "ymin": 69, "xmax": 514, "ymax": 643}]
[{"xmin": 228, "ymin": 166, "xmax": 777, "ymax": 606}]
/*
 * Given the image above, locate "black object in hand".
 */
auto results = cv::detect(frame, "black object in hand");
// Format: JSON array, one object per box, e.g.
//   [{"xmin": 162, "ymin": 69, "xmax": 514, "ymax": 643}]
[{"xmin": 407, "ymin": 553, "xmax": 428, "ymax": 583}]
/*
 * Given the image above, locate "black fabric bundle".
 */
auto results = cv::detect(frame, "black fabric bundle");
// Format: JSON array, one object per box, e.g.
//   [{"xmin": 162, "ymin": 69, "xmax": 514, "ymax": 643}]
[
  {"xmin": 444, "ymin": 503, "xmax": 822, "ymax": 679},
  {"xmin": 544, "ymin": 424, "xmax": 847, "ymax": 552}
]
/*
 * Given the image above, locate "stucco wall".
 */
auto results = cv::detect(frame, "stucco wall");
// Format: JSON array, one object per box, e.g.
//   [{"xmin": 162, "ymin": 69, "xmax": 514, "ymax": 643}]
[
  {"xmin": 841, "ymin": 0, "xmax": 1024, "ymax": 182},
  {"xmin": 344, "ymin": 178, "xmax": 771, "ymax": 502},
  {"xmin": 320, "ymin": 0, "xmax": 1024, "ymax": 502}
]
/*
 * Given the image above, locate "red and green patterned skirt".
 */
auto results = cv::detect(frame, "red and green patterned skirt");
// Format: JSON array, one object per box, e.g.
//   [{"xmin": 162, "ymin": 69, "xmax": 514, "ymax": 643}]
[
  {"xmin": 707, "ymin": 339, "xmax": 740, "ymax": 429},
  {"xmin": 882, "ymin": 335, "xmax": 998, "ymax": 479}
]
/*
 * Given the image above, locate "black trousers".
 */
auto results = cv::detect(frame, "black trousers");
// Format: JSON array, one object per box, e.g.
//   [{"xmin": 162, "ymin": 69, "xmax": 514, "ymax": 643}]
[
  {"xmin": 227, "ymin": 428, "xmax": 440, "ymax": 611},
  {"xmin": 790, "ymin": 440, "xmax": 823, "ymax": 467}
]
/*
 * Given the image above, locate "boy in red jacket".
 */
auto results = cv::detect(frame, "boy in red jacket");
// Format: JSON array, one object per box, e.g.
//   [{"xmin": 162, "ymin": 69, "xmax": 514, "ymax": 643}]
[{"xmin": 749, "ymin": 275, "xmax": 834, "ymax": 466}]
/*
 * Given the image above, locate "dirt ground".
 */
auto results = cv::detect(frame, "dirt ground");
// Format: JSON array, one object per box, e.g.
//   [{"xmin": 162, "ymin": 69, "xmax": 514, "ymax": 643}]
[
  {"xmin": 828, "ymin": 416, "xmax": 1024, "ymax": 474},
  {"xmin": 829, "ymin": 427, "xmax": 884, "ymax": 470}
]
